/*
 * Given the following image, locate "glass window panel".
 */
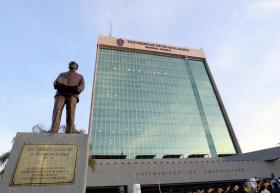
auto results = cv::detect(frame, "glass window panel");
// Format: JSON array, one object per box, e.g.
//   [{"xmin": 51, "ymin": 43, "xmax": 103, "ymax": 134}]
[{"xmin": 91, "ymin": 48, "xmax": 236, "ymax": 158}]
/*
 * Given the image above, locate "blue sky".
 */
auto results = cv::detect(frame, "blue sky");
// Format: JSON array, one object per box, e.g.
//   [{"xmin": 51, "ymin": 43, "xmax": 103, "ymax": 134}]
[{"xmin": 1, "ymin": 0, "xmax": 280, "ymax": 155}]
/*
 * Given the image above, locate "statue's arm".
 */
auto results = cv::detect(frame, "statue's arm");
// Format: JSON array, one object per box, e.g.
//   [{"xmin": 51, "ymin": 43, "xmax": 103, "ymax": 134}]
[
  {"xmin": 53, "ymin": 74, "xmax": 66, "ymax": 90},
  {"xmin": 53, "ymin": 75, "xmax": 60, "ymax": 89},
  {"xmin": 77, "ymin": 76, "xmax": 85, "ymax": 93}
]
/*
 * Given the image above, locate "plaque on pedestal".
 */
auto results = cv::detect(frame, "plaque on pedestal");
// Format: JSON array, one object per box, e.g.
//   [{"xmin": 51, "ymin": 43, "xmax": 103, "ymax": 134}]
[
  {"xmin": 0, "ymin": 133, "xmax": 89, "ymax": 193},
  {"xmin": 12, "ymin": 144, "xmax": 78, "ymax": 186}
]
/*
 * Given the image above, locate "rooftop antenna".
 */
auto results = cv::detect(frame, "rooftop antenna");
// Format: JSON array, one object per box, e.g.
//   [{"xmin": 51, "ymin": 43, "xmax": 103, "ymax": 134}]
[
  {"xmin": 109, "ymin": 22, "xmax": 113, "ymax": 37},
  {"xmin": 108, "ymin": 4, "xmax": 113, "ymax": 37}
]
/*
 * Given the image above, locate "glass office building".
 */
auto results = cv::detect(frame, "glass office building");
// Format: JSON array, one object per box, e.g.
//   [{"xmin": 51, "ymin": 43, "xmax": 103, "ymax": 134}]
[{"xmin": 89, "ymin": 36, "xmax": 241, "ymax": 159}]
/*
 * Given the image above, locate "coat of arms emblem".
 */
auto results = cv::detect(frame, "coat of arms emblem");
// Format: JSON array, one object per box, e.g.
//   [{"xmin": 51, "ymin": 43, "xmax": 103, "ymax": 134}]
[{"xmin": 116, "ymin": 38, "xmax": 124, "ymax": 46}]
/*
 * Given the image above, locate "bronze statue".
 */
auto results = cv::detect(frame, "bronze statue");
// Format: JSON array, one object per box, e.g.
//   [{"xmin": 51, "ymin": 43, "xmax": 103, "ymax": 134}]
[{"xmin": 50, "ymin": 61, "xmax": 85, "ymax": 133}]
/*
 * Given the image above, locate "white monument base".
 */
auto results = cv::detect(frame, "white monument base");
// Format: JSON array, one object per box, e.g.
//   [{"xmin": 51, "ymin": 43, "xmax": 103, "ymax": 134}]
[{"xmin": 0, "ymin": 132, "xmax": 89, "ymax": 193}]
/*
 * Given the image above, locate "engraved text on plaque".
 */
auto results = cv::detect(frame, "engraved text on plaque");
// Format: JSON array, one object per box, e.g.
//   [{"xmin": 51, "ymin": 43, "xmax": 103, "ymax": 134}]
[{"xmin": 11, "ymin": 144, "xmax": 78, "ymax": 186}]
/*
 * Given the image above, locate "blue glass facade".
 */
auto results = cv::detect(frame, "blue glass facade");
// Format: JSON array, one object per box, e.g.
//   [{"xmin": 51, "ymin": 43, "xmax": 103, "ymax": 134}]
[{"xmin": 90, "ymin": 47, "xmax": 237, "ymax": 159}]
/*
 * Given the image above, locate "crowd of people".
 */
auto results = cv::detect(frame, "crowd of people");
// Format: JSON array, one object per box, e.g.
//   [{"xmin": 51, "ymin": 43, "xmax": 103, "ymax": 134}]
[{"xmin": 190, "ymin": 174, "xmax": 280, "ymax": 193}]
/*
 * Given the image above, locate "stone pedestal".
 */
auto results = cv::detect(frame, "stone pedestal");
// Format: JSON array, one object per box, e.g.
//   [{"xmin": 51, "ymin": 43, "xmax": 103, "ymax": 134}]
[{"xmin": 0, "ymin": 132, "xmax": 89, "ymax": 193}]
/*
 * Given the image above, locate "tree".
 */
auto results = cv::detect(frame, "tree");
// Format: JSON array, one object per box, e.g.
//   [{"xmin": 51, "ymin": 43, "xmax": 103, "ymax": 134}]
[
  {"xmin": 0, "ymin": 152, "xmax": 10, "ymax": 177},
  {"xmin": 31, "ymin": 123, "xmax": 48, "ymax": 133}
]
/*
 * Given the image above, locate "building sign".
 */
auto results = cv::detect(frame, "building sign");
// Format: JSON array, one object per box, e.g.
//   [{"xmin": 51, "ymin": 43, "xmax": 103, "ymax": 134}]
[
  {"xmin": 127, "ymin": 40, "xmax": 189, "ymax": 52},
  {"xmin": 11, "ymin": 144, "xmax": 78, "ymax": 186},
  {"xmin": 98, "ymin": 36, "xmax": 206, "ymax": 58},
  {"xmin": 135, "ymin": 168, "xmax": 245, "ymax": 177}
]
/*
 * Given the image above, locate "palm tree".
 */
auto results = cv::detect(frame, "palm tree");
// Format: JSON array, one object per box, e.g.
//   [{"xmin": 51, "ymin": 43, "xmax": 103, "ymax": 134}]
[
  {"xmin": 31, "ymin": 123, "xmax": 49, "ymax": 133},
  {"xmin": 0, "ymin": 152, "xmax": 10, "ymax": 176},
  {"xmin": 0, "ymin": 123, "xmax": 86, "ymax": 177}
]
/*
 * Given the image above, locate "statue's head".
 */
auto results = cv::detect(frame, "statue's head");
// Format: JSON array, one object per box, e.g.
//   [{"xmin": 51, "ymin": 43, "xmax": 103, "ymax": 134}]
[{"xmin": 69, "ymin": 61, "xmax": 79, "ymax": 71}]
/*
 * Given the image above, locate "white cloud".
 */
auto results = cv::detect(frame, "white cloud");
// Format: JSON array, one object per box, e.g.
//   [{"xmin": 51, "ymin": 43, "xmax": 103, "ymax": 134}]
[
  {"xmin": 238, "ymin": 98, "xmax": 280, "ymax": 152},
  {"xmin": 234, "ymin": 37, "xmax": 280, "ymax": 152},
  {"xmin": 0, "ymin": 129, "xmax": 15, "ymax": 155},
  {"xmin": 208, "ymin": 1, "xmax": 280, "ymax": 153},
  {"xmin": 248, "ymin": 0, "xmax": 280, "ymax": 18},
  {"xmin": 254, "ymin": 43, "xmax": 280, "ymax": 96}
]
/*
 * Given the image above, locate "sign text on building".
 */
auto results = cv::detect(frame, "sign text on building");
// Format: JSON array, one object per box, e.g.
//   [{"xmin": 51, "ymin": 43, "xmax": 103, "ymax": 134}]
[{"xmin": 127, "ymin": 40, "xmax": 189, "ymax": 52}]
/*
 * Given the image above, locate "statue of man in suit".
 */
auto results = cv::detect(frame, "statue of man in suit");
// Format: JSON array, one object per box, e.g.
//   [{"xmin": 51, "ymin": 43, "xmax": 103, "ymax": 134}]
[{"xmin": 50, "ymin": 61, "xmax": 85, "ymax": 133}]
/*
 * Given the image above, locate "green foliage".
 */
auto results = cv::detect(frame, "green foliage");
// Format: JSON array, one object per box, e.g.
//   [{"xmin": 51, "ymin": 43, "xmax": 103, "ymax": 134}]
[
  {"xmin": 0, "ymin": 152, "xmax": 10, "ymax": 166},
  {"xmin": 0, "ymin": 152, "xmax": 10, "ymax": 177},
  {"xmin": 32, "ymin": 123, "xmax": 48, "ymax": 133}
]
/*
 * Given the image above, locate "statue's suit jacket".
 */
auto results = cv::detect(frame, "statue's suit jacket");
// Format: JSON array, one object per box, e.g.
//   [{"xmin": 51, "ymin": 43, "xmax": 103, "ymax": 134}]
[{"xmin": 54, "ymin": 71, "xmax": 85, "ymax": 103}]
